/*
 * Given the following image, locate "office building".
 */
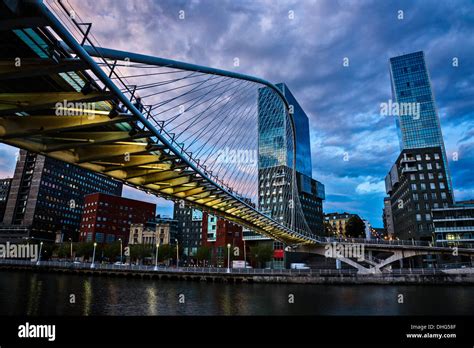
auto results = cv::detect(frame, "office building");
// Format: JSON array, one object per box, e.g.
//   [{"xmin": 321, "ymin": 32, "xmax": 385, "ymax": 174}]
[
  {"xmin": 0, "ymin": 178, "xmax": 12, "ymax": 223},
  {"xmin": 383, "ymin": 197, "xmax": 395, "ymax": 237},
  {"xmin": 296, "ymin": 172, "xmax": 325, "ymax": 234},
  {"xmin": 389, "ymin": 51, "xmax": 453, "ymax": 197},
  {"xmin": 1, "ymin": 150, "xmax": 122, "ymax": 242},
  {"xmin": 173, "ymin": 202, "xmax": 203, "ymax": 260},
  {"xmin": 257, "ymin": 83, "xmax": 325, "ymax": 232},
  {"xmin": 79, "ymin": 193, "xmax": 155, "ymax": 244},
  {"xmin": 432, "ymin": 201, "xmax": 474, "ymax": 245},
  {"xmin": 385, "ymin": 147, "xmax": 453, "ymax": 241},
  {"xmin": 202, "ymin": 212, "xmax": 244, "ymax": 267}
]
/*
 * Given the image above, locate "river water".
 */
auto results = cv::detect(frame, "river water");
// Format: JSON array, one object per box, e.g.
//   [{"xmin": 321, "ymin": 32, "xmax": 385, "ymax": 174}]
[{"xmin": 0, "ymin": 271, "xmax": 472, "ymax": 315}]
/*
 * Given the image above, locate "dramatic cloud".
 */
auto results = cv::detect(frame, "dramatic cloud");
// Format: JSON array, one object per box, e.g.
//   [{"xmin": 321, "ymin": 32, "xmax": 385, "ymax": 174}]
[{"xmin": 1, "ymin": 0, "xmax": 473, "ymax": 227}]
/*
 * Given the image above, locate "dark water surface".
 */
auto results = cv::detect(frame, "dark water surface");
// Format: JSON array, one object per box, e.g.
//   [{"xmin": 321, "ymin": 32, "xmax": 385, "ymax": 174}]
[{"xmin": 0, "ymin": 271, "xmax": 472, "ymax": 315}]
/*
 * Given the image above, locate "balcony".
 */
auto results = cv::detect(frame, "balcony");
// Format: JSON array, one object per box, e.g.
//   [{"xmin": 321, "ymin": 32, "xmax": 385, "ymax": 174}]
[
  {"xmin": 434, "ymin": 226, "xmax": 474, "ymax": 233},
  {"xmin": 400, "ymin": 157, "xmax": 416, "ymax": 164},
  {"xmin": 401, "ymin": 166, "xmax": 417, "ymax": 174}
]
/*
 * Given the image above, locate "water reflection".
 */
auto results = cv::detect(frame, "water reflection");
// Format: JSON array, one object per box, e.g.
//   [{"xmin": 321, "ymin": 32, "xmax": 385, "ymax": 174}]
[{"xmin": 0, "ymin": 271, "xmax": 472, "ymax": 316}]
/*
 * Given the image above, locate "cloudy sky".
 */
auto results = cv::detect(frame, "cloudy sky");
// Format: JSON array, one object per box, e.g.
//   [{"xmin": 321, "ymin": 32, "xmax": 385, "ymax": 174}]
[{"xmin": 2, "ymin": 0, "xmax": 473, "ymax": 226}]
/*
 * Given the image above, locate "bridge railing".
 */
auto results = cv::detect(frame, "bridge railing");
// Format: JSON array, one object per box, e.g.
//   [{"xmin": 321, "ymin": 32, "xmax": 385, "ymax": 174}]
[
  {"xmin": 2, "ymin": 259, "xmax": 472, "ymax": 276},
  {"xmin": 312, "ymin": 236, "xmax": 474, "ymax": 249}
]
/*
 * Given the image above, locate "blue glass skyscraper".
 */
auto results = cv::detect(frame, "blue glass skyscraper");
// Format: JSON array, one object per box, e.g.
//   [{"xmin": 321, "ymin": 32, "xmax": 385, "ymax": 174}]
[
  {"xmin": 257, "ymin": 83, "xmax": 324, "ymax": 237},
  {"xmin": 389, "ymin": 51, "xmax": 453, "ymax": 196},
  {"xmin": 258, "ymin": 83, "xmax": 312, "ymax": 177}
]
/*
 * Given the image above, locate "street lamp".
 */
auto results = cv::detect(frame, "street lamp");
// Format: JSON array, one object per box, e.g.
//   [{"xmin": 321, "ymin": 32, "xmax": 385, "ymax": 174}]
[
  {"xmin": 118, "ymin": 238, "xmax": 123, "ymax": 264},
  {"xmin": 69, "ymin": 238, "xmax": 73, "ymax": 262},
  {"xmin": 154, "ymin": 242, "xmax": 159, "ymax": 271},
  {"xmin": 227, "ymin": 243, "xmax": 231, "ymax": 273},
  {"xmin": 36, "ymin": 241, "xmax": 43, "ymax": 265},
  {"xmin": 175, "ymin": 239, "xmax": 179, "ymax": 268},
  {"xmin": 91, "ymin": 242, "xmax": 97, "ymax": 269},
  {"xmin": 243, "ymin": 239, "xmax": 247, "ymax": 268}
]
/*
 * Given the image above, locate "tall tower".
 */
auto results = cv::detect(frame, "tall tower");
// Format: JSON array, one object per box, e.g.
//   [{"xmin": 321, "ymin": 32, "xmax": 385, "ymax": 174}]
[
  {"xmin": 389, "ymin": 51, "xmax": 453, "ymax": 198},
  {"xmin": 257, "ymin": 83, "xmax": 324, "ymax": 235}
]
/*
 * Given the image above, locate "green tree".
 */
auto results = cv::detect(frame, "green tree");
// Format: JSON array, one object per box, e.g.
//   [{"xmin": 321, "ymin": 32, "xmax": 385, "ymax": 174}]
[
  {"xmin": 75, "ymin": 242, "xmax": 95, "ymax": 260},
  {"xmin": 249, "ymin": 244, "xmax": 273, "ymax": 268},
  {"xmin": 56, "ymin": 243, "xmax": 70, "ymax": 259},
  {"xmin": 158, "ymin": 244, "xmax": 174, "ymax": 262},
  {"xmin": 345, "ymin": 216, "xmax": 366, "ymax": 238},
  {"xmin": 103, "ymin": 241, "xmax": 121, "ymax": 261},
  {"xmin": 129, "ymin": 244, "xmax": 153, "ymax": 264},
  {"xmin": 196, "ymin": 246, "xmax": 211, "ymax": 264},
  {"xmin": 324, "ymin": 222, "xmax": 335, "ymax": 237}
]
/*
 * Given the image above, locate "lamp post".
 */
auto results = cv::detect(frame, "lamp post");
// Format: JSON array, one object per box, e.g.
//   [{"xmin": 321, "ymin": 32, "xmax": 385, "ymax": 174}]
[
  {"xmin": 36, "ymin": 241, "xmax": 43, "ymax": 265},
  {"xmin": 69, "ymin": 238, "xmax": 73, "ymax": 262},
  {"xmin": 243, "ymin": 239, "xmax": 247, "ymax": 268},
  {"xmin": 91, "ymin": 242, "xmax": 97, "ymax": 269},
  {"xmin": 227, "ymin": 243, "xmax": 231, "ymax": 273},
  {"xmin": 119, "ymin": 238, "xmax": 123, "ymax": 264},
  {"xmin": 175, "ymin": 239, "xmax": 179, "ymax": 268},
  {"xmin": 154, "ymin": 242, "xmax": 159, "ymax": 271}
]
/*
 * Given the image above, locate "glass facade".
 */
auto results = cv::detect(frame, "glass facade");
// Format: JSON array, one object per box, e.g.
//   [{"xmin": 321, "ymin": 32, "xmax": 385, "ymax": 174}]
[
  {"xmin": 257, "ymin": 83, "xmax": 325, "ymax": 236},
  {"xmin": 258, "ymin": 83, "xmax": 312, "ymax": 177},
  {"xmin": 389, "ymin": 51, "xmax": 452, "ymax": 196}
]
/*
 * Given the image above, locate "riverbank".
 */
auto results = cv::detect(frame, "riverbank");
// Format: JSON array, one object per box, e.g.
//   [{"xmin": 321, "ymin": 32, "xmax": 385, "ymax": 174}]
[{"xmin": 1, "ymin": 259, "xmax": 473, "ymax": 284}]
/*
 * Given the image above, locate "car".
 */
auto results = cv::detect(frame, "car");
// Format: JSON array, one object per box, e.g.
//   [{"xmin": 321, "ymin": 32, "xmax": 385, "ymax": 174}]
[{"xmin": 73, "ymin": 261, "xmax": 81, "ymax": 264}]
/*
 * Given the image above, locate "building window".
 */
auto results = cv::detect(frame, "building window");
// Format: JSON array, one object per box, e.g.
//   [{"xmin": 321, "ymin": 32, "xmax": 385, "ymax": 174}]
[
  {"xmin": 419, "ymin": 173, "xmax": 425, "ymax": 180},
  {"xmin": 428, "ymin": 173, "xmax": 434, "ymax": 180},
  {"xmin": 411, "ymin": 184, "xmax": 417, "ymax": 190},
  {"xmin": 416, "ymin": 154, "xmax": 421, "ymax": 161},
  {"xmin": 425, "ymin": 214, "xmax": 431, "ymax": 221},
  {"xmin": 434, "ymin": 153, "xmax": 440, "ymax": 160},
  {"xmin": 420, "ymin": 183, "xmax": 426, "ymax": 190},
  {"xmin": 427, "ymin": 163, "xmax": 432, "ymax": 170},
  {"xmin": 410, "ymin": 174, "xmax": 416, "ymax": 181},
  {"xmin": 440, "ymin": 182, "xmax": 445, "ymax": 189},
  {"xmin": 430, "ymin": 183, "xmax": 436, "ymax": 190},
  {"xmin": 416, "ymin": 214, "xmax": 422, "ymax": 221},
  {"xmin": 441, "ymin": 192, "xmax": 447, "ymax": 199}
]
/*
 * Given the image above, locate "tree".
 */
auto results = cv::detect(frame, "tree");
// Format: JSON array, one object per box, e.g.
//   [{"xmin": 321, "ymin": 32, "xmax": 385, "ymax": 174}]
[
  {"xmin": 75, "ymin": 242, "xmax": 95, "ymax": 260},
  {"xmin": 324, "ymin": 222, "xmax": 335, "ymax": 237},
  {"xmin": 249, "ymin": 244, "xmax": 273, "ymax": 268},
  {"xmin": 103, "ymin": 241, "xmax": 121, "ymax": 261},
  {"xmin": 158, "ymin": 244, "xmax": 175, "ymax": 262},
  {"xmin": 345, "ymin": 216, "xmax": 366, "ymax": 238},
  {"xmin": 55, "ymin": 243, "xmax": 70, "ymax": 259},
  {"xmin": 129, "ymin": 244, "xmax": 153, "ymax": 264},
  {"xmin": 196, "ymin": 246, "xmax": 211, "ymax": 264}
]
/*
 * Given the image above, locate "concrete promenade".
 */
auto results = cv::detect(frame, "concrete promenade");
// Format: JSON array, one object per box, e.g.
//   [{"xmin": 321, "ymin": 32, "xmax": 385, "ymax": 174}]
[{"xmin": 1, "ymin": 259, "xmax": 473, "ymax": 285}]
